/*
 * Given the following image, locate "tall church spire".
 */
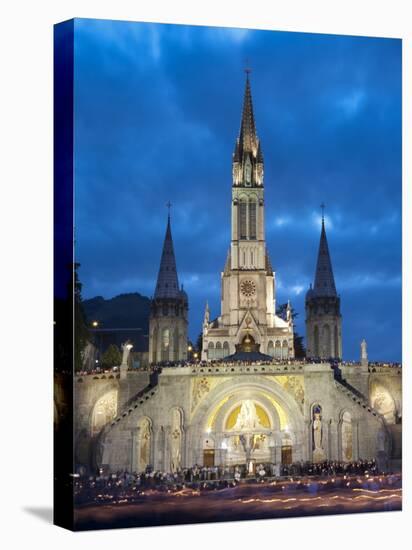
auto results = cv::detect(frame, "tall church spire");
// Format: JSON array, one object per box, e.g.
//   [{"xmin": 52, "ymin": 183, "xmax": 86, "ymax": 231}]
[
  {"xmin": 313, "ymin": 215, "xmax": 337, "ymax": 297},
  {"xmin": 239, "ymin": 71, "xmax": 257, "ymax": 154},
  {"xmin": 154, "ymin": 213, "xmax": 180, "ymax": 299},
  {"xmin": 233, "ymin": 72, "xmax": 264, "ymax": 186}
]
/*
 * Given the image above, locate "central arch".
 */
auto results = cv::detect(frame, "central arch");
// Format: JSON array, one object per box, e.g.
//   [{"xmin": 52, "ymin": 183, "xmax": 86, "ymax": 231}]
[{"xmin": 189, "ymin": 376, "xmax": 305, "ymax": 467}]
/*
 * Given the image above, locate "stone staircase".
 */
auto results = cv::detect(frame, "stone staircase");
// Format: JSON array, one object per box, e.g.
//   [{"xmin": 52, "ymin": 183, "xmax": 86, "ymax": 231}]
[
  {"xmin": 333, "ymin": 376, "xmax": 382, "ymax": 419},
  {"xmin": 110, "ymin": 383, "xmax": 159, "ymax": 427}
]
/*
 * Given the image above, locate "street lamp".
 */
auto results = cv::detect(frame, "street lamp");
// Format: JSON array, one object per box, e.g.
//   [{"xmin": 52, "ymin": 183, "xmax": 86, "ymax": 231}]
[{"xmin": 92, "ymin": 320, "xmax": 99, "ymax": 328}]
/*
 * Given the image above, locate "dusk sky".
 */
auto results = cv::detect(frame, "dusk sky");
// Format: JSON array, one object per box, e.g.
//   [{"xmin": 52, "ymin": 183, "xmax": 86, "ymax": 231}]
[{"xmin": 74, "ymin": 19, "xmax": 401, "ymax": 362}]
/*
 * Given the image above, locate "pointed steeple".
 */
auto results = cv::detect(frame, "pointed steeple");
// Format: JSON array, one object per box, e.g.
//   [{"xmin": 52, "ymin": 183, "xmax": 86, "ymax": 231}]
[
  {"xmin": 154, "ymin": 213, "xmax": 180, "ymax": 299},
  {"xmin": 313, "ymin": 215, "xmax": 337, "ymax": 297},
  {"xmin": 233, "ymin": 72, "xmax": 264, "ymax": 187},
  {"xmin": 239, "ymin": 71, "xmax": 258, "ymax": 154}
]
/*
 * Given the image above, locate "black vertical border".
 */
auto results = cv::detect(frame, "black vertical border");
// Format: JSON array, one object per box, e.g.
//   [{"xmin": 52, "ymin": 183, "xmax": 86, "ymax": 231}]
[{"xmin": 53, "ymin": 18, "xmax": 75, "ymax": 531}]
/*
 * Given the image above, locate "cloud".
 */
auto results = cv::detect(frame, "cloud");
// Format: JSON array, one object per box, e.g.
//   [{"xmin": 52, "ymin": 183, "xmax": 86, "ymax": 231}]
[{"xmin": 73, "ymin": 20, "xmax": 402, "ymax": 361}]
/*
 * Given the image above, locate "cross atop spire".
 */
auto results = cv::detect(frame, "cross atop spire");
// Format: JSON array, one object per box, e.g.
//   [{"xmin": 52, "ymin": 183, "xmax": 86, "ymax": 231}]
[
  {"xmin": 154, "ymin": 213, "xmax": 180, "ymax": 299},
  {"xmin": 313, "ymin": 214, "xmax": 337, "ymax": 297},
  {"xmin": 320, "ymin": 202, "xmax": 325, "ymax": 224}
]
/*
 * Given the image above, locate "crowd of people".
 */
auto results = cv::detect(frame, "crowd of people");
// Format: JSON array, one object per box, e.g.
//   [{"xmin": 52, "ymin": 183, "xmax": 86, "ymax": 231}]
[
  {"xmin": 73, "ymin": 459, "xmax": 389, "ymax": 505},
  {"xmin": 76, "ymin": 357, "xmax": 401, "ymax": 377}
]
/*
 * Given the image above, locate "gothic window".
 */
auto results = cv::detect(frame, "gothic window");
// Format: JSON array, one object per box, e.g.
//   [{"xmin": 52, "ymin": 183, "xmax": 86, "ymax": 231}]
[
  {"xmin": 249, "ymin": 199, "xmax": 257, "ymax": 239},
  {"xmin": 151, "ymin": 327, "xmax": 158, "ymax": 363},
  {"xmin": 174, "ymin": 328, "xmax": 179, "ymax": 361},
  {"xmin": 313, "ymin": 326, "xmax": 319, "ymax": 357},
  {"xmin": 162, "ymin": 328, "xmax": 170, "ymax": 361},
  {"xmin": 208, "ymin": 341, "xmax": 215, "ymax": 360},
  {"xmin": 267, "ymin": 340, "xmax": 274, "ymax": 357},
  {"xmin": 239, "ymin": 200, "xmax": 247, "ymax": 239},
  {"xmin": 216, "ymin": 341, "xmax": 222, "ymax": 360},
  {"xmin": 244, "ymin": 156, "xmax": 252, "ymax": 185},
  {"xmin": 282, "ymin": 340, "xmax": 289, "ymax": 360},
  {"xmin": 223, "ymin": 341, "xmax": 229, "ymax": 358},
  {"xmin": 275, "ymin": 340, "xmax": 281, "ymax": 359},
  {"xmin": 322, "ymin": 324, "xmax": 331, "ymax": 358}
]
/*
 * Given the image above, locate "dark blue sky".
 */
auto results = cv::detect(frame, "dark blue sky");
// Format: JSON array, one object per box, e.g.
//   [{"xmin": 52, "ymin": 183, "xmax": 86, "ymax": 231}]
[{"xmin": 74, "ymin": 19, "xmax": 402, "ymax": 362}]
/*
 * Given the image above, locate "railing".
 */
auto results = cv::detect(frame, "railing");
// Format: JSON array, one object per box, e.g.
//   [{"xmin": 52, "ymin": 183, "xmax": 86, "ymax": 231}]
[
  {"xmin": 110, "ymin": 384, "xmax": 159, "ymax": 426},
  {"xmin": 333, "ymin": 379, "xmax": 380, "ymax": 418}
]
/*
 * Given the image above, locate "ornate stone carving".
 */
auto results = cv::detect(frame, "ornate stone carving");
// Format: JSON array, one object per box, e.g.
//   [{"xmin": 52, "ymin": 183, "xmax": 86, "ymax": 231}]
[
  {"xmin": 270, "ymin": 375, "xmax": 305, "ymax": 409},
  {"xmin": 191, "ymin": 377, "xmax": 211, "ymax": 411}
]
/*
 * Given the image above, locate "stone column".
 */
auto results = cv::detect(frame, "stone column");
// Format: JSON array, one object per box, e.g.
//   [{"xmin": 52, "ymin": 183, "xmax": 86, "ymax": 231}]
[{"xmin": 305, "ymin": 420, "xmax": 312, "ymax": 462}]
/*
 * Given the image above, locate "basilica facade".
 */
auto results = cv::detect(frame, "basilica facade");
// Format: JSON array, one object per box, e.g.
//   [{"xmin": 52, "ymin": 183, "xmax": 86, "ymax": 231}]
[
  {"xmin": 201, "ymin": 74, "xmax": 294, "ymax": 362},
  {"xmin": 73, "ymin": 75, "xmax": 402, "ymax": 475}
]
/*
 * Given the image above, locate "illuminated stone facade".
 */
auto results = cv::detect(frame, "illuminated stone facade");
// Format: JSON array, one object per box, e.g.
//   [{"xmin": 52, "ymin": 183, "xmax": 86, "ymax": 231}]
[
  {"xmin": 73, "ymin": 359, "xmax": 401, "ymax": 473},
  {"xmin": 71, "ymin": 76, "xmax": 402, "ymax": 475},
  {"xmin": 201, "ymin": 74, "xmax": 294, "ymax": 361}
]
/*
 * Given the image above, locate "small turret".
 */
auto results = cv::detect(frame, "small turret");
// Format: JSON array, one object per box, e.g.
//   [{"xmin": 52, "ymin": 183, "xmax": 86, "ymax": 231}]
[
  {"xmin": 306, "ymin": 206, "xmax": 342, "ymax": 360},
  {"xmin": 149, "ymin": 211, "xmax": 188, "ymax": 364}
]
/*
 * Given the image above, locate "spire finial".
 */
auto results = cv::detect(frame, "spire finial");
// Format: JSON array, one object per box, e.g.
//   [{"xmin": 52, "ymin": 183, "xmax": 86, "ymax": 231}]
[
  {"xmin": 166, "ymin": 200, "xmax": 172, "ymax": 219},
  {"xmin": 244, "ymin": 58, "xmax": 252, "ymax": 77},
  {"xmin": 320, "ymin": 202, "xmax": 325, "ymax": 225}
]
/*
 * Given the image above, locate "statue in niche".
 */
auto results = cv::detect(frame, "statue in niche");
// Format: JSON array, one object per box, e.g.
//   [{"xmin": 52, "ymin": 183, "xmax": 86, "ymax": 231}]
[
  {"xmin": 312, "ymin": 405, "xmax": 326, "ymax": 462},
  {"xmin": 170, "ymin": 409, "xmax": 182, "ymax": 472},
  {"xmin": 139, "ymin": 419, "xmax": 151, "ymax": 471}
]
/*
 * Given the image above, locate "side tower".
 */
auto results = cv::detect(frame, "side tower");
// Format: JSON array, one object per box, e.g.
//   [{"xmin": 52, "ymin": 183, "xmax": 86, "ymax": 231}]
[
  {"xmin": 305, "ymin": 212, "xmax": 342, "ymax": 359},
  {"xmin": 149, "ymin": 213, "xmax": 188, "ymax": 363},
  {"xmin": 202, "ymin": 73, "xmax": 294, "ymax": 361}
]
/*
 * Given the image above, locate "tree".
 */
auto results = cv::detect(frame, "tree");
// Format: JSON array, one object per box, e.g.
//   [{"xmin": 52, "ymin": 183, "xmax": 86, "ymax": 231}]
[
  {"xmin": 74, "ymin": 263, "xmax": 90, "ymax": 371},
  {"xmin": 276, "ymin": 303, "xmax": 306, "ymax": 359},
  {"xmin": 101, "ymin": 344, "xmax": 122, "ymax": 369}
]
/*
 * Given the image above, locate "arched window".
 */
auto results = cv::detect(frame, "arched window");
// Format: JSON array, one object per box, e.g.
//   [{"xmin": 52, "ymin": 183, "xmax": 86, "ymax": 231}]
[
  {"xmin": 216, "ymin": 341, "xmax": 222, "ymax": 360},
  {"xmin": 223, "ymin": 341, "xmax": 230, "ymax": 358},
  {"xmin": 322, "ymin": 324, "xmax": 331, "ymax": 358},
  {"xmin": 151, "ymin": 327, "xmax": 158, "ymax": 363},
  {"xmin": 282, "ymin": 340, "xmax": 289, "ymax": 360},
  {"xmin": 239, "ymin": 199, "xmax": 247, "ymax": 239},
  {"xmin": 208, "ymin": 341, "xmax": 215, "ymax": 360},
  {"xmin": 173, "ymin": 328, "xmax": 179, "ymax": 361},
  {"xmin": 314, "ymin": 325, "xmax": 319, "ymax": 357},
  {"xmin": 267, "ymin": 340, "xmax": 274, "ymax": 357},
  {"xmin": 249, "ymin": 199, "xmax": 257, "ymax": 239},
  {"xmin": 275, "ymin": 340, "xmax": 281, "ymax": 359},
  {"xmin": 162, "ymin": 328, "xmax": 170, "ymax": 361}
]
